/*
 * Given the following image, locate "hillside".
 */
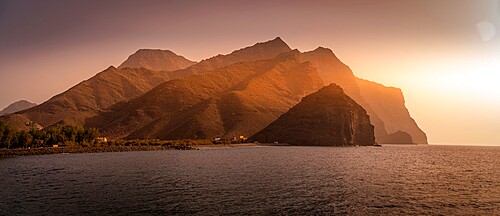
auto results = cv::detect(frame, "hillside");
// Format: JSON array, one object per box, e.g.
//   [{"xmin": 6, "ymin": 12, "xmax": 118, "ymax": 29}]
[
  {"xmin": 2, "ymin": 67, "xmax": 175, "ymax": 129},
  {"xmin": 251, "ymin": 84, "xmax": 375, "ymax": 146}
]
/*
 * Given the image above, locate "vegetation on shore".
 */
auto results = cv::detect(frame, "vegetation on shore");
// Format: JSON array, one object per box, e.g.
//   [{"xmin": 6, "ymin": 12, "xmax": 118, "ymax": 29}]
[
  {"xmin": 0, "ymin": 121, "xmax": 100, "ymax": 149},
  {"xmin": 0, "ymin": 121, "xmax": 217, "ymax": 157}
]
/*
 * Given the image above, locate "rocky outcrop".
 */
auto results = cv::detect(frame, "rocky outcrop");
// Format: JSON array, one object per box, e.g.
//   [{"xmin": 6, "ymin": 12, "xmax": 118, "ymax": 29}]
[
  {"xmin": 251, "ymin": 84, "xmax": 375, "ymax": 146},
  {"xmin": 0, "ymin": 100, "xmax": 36, "ymax": 116}
]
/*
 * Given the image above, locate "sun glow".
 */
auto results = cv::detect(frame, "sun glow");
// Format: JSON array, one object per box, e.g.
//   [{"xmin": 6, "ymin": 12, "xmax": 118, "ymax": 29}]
[{"xmin": 416, "ymin": 56, "xmax": 500, "ymax": 104}]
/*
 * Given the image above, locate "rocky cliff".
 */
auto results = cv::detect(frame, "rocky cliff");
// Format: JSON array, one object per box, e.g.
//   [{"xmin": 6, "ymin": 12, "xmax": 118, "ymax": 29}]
[
  {"xmin": 251, "ymin": 84, "xmax": 375, "ymax": 146},
  {"xmin": 356, "ymin": 78, "xmax": 427, "ymax": 144}
]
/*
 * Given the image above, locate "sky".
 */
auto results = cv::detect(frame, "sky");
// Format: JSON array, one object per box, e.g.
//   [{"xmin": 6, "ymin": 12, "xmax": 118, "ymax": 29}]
[{"xmin": 0, "ymin": 0, "xmax": 499, "ymax": 145}]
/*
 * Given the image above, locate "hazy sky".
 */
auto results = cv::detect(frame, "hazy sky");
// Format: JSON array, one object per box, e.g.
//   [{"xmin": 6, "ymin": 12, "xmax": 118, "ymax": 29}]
[{"xmin": 1, "ymin": 0, "xmax": 499, "ymax": 145}]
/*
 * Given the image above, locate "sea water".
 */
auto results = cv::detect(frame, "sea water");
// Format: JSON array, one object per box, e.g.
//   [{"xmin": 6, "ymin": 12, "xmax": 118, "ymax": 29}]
[{"xmin": 0, "ymin": 145, "xmax": 499, "ymax": 215}]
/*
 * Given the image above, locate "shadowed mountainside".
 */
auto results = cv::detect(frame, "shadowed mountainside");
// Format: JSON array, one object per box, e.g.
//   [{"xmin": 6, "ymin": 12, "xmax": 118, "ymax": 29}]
[
  {"xmin": 251, "ymin": 84, "xmax": 375, "ymax": 146},
  {"xmin": 119, "ymin": 49, "xmax": 196, "ymax": 71},
  {"xmin": 0, "ymin": 100, "xmax": 36, "ymax": 116}
]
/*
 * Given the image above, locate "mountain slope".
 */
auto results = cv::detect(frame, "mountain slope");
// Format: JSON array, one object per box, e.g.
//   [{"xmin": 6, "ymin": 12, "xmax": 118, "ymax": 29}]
[
  {"xmin": 0, "ymin": 100, "xmax": 36, "ymax": 116},
  {"xmin": 89, "ymin": 50, "xmax": 324, "ymax": 139},
  {"xmin": 251, "ymin": 84, "xmax": 375, "ymax": 146},
  {"xmin": 1, "ymin": 38, "xmax": 292, "ymax": 131},
  {"xmin": 2, "ymin": 66, "xmax": 174, "ymax": 129},
  {"xmin": 119, "ymin": 49, "xmax": 196, "ymax": 71}
]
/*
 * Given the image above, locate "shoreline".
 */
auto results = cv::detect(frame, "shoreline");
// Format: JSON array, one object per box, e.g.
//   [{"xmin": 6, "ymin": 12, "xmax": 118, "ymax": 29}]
[
  {"xmin": 0, "ymin": 145, "xmax": 193, "ymax": 158},
  {"xmin": 0, "ymin": 143, "xmax": 294, "ymax": 158},
  {"xmin": 0, "ymin": 143, "xmax": 440, "ymax": 158}
]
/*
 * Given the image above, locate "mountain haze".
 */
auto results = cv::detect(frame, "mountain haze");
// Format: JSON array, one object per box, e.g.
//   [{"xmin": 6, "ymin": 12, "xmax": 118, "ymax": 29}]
[
  {"xmin": 0, "ymin": 100, "xmax": 36, "ymax": 116},
  {"xmin": 356, "ymin": 78, "xmax": 427, "ymax": 143}
]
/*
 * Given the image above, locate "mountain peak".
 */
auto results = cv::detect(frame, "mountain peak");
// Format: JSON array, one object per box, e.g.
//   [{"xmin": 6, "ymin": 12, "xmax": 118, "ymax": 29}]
[
  {"xmin": 119, "ymin": 49, "xmax": 196, "ymax": 71},
  {"xmin": 134, "ymin": 49, "xmax": 175, "ymax": 55},
  {"xmin": 253, "ymin": 36, "xmax": 290, "ymax": 50}
]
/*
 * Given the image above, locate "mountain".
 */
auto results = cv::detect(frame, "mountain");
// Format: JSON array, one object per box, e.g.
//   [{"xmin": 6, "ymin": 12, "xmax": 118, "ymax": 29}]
[
  {"xmin": 88, "ymin": 50, "xmax": 324, "ymax": 139},
  {"xmin": 0, "ymin": 100, "xmax": 36, "ymax": 116},
  {"xmin": 0, "ymin": 37, "xmax": 293, "ymax": 131},
  {"xmin": 356, "ymin": 78, "xmax": 427, "ymax": 144},
  {"xmin": 169, "ymin": 37, "xmax": 292, "ymax": 78},
  {"xmin": 300, "ymin": 46, "xmax": 426, "ymax": 144},
  {"xmin": 119, "ymin": 49, "xmax": 196, "ymax": 71},
  {"xmin": 251, "ymin": 84, "xmax": 375, "ymax": 146},
  {"xmin": 1, "ymin": 37, "xmax": 426, "ymax": 144},
  {"xmin": 1, "ymin": 66, "xmax": 175, "ymax": 129},
  {"xmin": 301, "ymin": 47, "xmax": 388, "ymax": 140}
]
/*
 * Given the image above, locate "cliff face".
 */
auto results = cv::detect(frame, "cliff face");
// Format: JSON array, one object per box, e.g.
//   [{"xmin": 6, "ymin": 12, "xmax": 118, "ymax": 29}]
[
  {"xmin": 119, "ymin": 49, "xmax": 196, "ymax": 71},
  {"xmin": 0, "ymin": 100, "xmax": 36, "ymax": 116},
  {"xmin": 356, "ymin": 78, "xmax": 428, "ymax": 144},
  {"xmin": 251, "ymin": 84, "xmax": 375, "ymax": 146}
]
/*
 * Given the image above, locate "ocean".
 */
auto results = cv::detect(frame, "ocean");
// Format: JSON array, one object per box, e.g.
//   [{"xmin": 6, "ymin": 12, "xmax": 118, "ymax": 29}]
[{"xmin": 1, "ymin": 145, "xmax": 499, "ymax": 215}]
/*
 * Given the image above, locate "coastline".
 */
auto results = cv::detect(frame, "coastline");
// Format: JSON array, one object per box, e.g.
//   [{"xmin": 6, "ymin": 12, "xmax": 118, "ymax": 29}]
[
  {"xmin": 0, "ymin": 145, "xmax": 193, "ymax": 158},
  {"xmin": 0, "ymin": 143, "xmax": 295, "ymax": 158}
]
